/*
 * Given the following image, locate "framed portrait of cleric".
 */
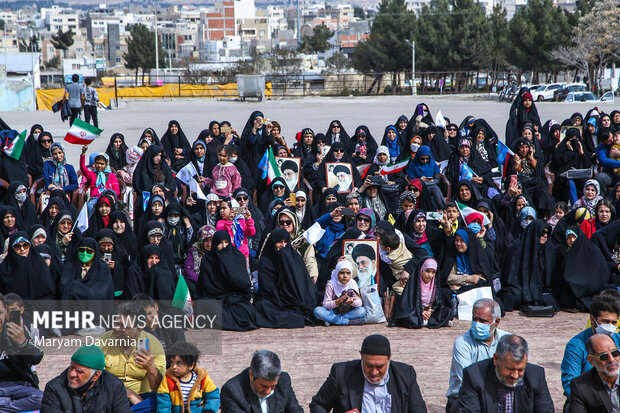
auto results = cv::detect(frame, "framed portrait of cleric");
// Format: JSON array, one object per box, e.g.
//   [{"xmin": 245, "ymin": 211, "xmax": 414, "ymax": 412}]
[
  {"xmin": 560, "ymin": 125, "xmax": 583, "ymax": 141},
  {"xmin": 326, "ymin": 162, "xmax": 353, "ymax": 194},
  {"xmin": 275, "ymin": 157, "xmax": 301, "ymax": 192},
  {"xmin": 343, "ymin": 239, "xmax": 379, "ymax": 287}
]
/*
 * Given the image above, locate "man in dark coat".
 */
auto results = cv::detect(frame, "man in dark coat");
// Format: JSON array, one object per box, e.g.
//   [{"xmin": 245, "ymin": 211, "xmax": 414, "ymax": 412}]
[
  {"xmin": 220, "ymin": 350, "xmax": 303, "ymax": 412},
  {"xmin": 41, "ymin": 345, "xmax": 131, "ymax": 412},
  {"xmin": 310, "ymin": 334, "xmax": 427, "ymax": 413},
  {"xmin": 568, "ymin": 333, "xmax": 620, "ymax": 413},
  {"xmin": 458, "ymin": 335, "xmax": 554, "ymax": 413}
]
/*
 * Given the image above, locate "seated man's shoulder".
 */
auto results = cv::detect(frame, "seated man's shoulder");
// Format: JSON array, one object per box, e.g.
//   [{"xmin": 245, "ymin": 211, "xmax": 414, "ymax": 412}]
[
  {"xmin": 565, "ymin": 330, "xmax": 590, "ymax": 349},
  {"xmin": 571, "ymin": 366, "xmax": 598, "ymax": 386}
]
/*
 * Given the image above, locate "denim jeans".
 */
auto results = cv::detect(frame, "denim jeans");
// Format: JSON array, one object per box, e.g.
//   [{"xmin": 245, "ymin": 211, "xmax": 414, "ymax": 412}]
[
  {"xmin": 314, "ymin": 306, "xmax": 367, "ymax": 325},
  {"xmin": 0, "ymin": 381, "xmax": 43, "ymax": 413}
]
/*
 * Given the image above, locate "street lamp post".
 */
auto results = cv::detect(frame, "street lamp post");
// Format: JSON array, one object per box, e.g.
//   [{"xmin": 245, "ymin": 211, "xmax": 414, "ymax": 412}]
[
  {"xmin": 155, "ymin": 21, "xmax": 159, "ymax": 85},
  {"xmin": 405, "ymin": 39, "xmax": 416, "ymax": 96}
]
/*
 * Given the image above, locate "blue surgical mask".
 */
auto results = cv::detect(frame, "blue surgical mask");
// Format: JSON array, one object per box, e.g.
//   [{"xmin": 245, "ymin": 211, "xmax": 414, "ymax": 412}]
[
  {"xmin": 468, "ymin": 222, "xmax": 482, "ymax": 234},
  {"xmin": 470, "ymin": 320, "xmax": 493, "ymax": 341}
]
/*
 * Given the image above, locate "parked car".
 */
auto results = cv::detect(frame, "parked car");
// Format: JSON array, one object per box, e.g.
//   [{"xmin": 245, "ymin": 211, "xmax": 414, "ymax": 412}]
[
  {"xmin": 554, "ymin": 83, "xmax": 588, "ymax": 101},
  {"xmin": 531, "ymin": 83, "xmax": 564, "ymax": 101},
  {"xmin": 564, "ymin": 91, "xmax": 616, "ymax": 103},
  {"xmin": 528, "ymin": 84, "xmax": 544, "ymax": 93}
]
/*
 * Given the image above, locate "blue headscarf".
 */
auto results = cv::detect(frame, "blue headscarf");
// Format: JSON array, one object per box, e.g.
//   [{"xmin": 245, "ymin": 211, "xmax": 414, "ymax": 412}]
[
  {"xmin": 406, "ymin": 145, "xmax": 439, "ymax": 179},
  {"xmin": 455, "ymin": 228, "xmax": 471, "ymax": 274},
  {"xmin": 587, "ymin": 117, "xmax": 598, "ymax": 134},
  {"xmin": 384, "ymin": 126, "xmax": 400, "ymax": 159},
  {"xmin": 193, "ymin": 139, "xmax": 207, "ymax": 163},
  {"xmin": 94, "ymin": 153, "xmax": 112, "ymax": 190},
  {"xmin": 518, "ymin": 206, "xmax": 537, "ymax": 223}
]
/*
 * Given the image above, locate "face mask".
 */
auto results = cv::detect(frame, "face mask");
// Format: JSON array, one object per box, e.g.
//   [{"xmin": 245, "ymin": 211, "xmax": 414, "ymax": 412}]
[
  {"xmin": 230, "ymin": 156, "xmax": 238, "ymax": 164},
  {"xmin": 411, "ymin": 143, "xmax": 420, "ymax": 153},
  {"xmin": 15, "ymin": 192, "xmax": 27, "ymax": 203},
  {"xmin": 468, "ymin": 222, "xmax": 482, "ymax": 234},
  {"xmin": 595, "ymin": 321, "xmax": 617, "ymax": 336},
  {"xmin": 33, "ymin": 132, "xmax": 40, "ymax": 140},
  {"xmin": 521, "ymin": 219, "xmax": 533, "ymax": 229},
  {"xmin": 78, "ymin": 251, "xmax": 95, "ymax": 263},
  {"xmin": 167, "ymin": 216, "xmax": 180, "ymax": 226},
  {"xmin": 470, "ymin": 320, "xmax": 493, "ymax": 341}
]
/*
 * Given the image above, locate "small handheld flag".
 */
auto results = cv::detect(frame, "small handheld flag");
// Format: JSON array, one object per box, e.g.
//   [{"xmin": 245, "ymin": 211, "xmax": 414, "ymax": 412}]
[
  {"xmin": 459, "ymin": 163, "xmax": 477, "ymax": 181},
  {"xmin": 64, "ymin": 118, "xmax": 103, "ymax": 145},
  {"xmin": 4, "ymin": 130, "xmax": 27, "ymax": 160}
]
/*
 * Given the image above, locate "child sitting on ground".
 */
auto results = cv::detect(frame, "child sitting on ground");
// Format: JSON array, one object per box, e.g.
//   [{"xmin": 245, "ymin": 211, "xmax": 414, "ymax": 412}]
[
  {"xmin": 157, "ymin": 341, "xmax": 220, "ymax": 413},
  {"xmin": 378, "ymin": 231, "xmax": 413, "ymax": 295},
  {"xmin": 313, "ymin": 259, "xmax": 367, "ymax": 326}
]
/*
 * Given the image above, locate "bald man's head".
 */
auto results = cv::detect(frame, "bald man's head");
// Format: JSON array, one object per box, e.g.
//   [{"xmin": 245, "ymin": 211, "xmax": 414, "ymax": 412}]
[{"xmin": 587, "ymin": 334, "xmax": 620, "ymax": 379}]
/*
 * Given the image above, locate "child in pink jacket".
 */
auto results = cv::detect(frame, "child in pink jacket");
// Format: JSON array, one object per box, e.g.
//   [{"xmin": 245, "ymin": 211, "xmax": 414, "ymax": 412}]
[
  {"xmin": 215, "ymin": 198, "xmax": 255, "ymax": 259},
  {"xmin": 80, "ymin": 145, "xmax": 120, "ymax": 212},
  {"xmin": 205, "ymin": 145, "xmax": 241, "ymax": 197}
]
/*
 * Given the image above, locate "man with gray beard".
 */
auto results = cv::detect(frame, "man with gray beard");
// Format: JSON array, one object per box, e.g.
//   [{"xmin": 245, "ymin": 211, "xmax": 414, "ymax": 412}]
[
  {"xmin": 41, "ymin": 345, "xmax": 130, "ymax": 412},
  {"xmin": 569, "ymin": 334, "xmax": 620, "ymax": 413},
  {"xmin": 458, "ymin": 335, "xmax": 554, "ymax": 413}
]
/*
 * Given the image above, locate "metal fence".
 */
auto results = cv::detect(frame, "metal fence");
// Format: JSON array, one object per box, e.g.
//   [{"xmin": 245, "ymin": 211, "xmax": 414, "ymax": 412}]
[{"xmin": 109, "ymin": 70, "xmax": 548, "ymax": 100}]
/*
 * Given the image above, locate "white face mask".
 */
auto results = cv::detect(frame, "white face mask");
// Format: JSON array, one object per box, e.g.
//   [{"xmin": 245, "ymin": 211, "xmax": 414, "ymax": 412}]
[
  {"xmin": 15, "ymin": 192, "xmax": 27, "ymax": 203},
  {"xmin": 33, "ymin": 132, "xmax": 41, "ymax": 140},
  {"xmin": 595, "ymin": 321, "xmax": 617, "ymax": 336},
  {"xmin": 167, "ymin": 216, "xmax": 180, "ymax": 226},
  {"xmin": 229, "ymin": 156, "xmax": 238, "ymax": 164},
  {"xmin": 410, "ymin": 143, "xmax": 420, "ymax": 153}
]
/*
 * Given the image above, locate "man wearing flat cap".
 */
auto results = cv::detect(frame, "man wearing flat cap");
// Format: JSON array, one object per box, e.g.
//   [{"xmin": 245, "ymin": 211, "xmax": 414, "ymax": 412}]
[
  {"xmin": 310, "ymin": 334, "xmax": 427, "ymax": 412},
  {"xmin": 41, "ymin": 345, "xmax": 131, "ymax": 412}
]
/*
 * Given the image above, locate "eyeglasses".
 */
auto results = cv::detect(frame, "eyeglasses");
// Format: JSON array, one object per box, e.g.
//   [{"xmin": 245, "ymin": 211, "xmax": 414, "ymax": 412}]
[
  {"xmin": 332, "ymin": 125, "xmax": 340, "ymax": 129},
  {"xmin": 78, "ymin": 247, "xmax": 95, "ymax": 254},
  {"xmin": 334, "ymin": 149, "xmax": 345, "ymax": 153},
  {"xmin": 597, "ymin": 349, "xmax": 620, "ymax": 362},
  {"xmin": 279, "ymin": 220, "xmax": 293, "ymax": 226},
  {"xmin": 448, "ymin": 129, "xmax": 457, "ymax": 132},
  {"xmin": 41, "ymin": 139, "xmax": 52, "ymax": 143},
  {"xmin": 13, "ymin": 243, "xmax": 30, "ymax": 251},
  {"xmin": 236, "ymin": 196, "xmax": 248, "ymax": 201},
  {"xmin": 411, "ymin": 187, "xmax": 420, "ymax": 192},
  {"xmin": 357, "ymin": 217, "xmax": 371, "ymax": 223}
]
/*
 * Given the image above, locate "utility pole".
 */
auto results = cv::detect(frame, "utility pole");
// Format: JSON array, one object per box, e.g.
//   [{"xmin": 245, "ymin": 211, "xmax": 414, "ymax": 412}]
[
  {"xmin": 296, "ymin": 0, "xmax": 300, "ymax": 43},
  {"xmin": 406, "ymin": 40, "xmax": 416, "ymax": 96},
  {"xmin": 155, "ymin": 18, "xmax": 159, "ymax": 85}
]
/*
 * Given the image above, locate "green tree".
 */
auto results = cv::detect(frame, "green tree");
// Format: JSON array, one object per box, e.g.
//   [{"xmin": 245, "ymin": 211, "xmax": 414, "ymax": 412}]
[
  {"xmin": 45, "ymin": 55, "xmax": 61, "ymax": 70},
  {"xmin": 505, "ymin": 0, "xmax": 571, "ymax": 80},
  {"xmin": 352, "ymin": 0, "xmax": 414, "ymax": 74},
  {"xmin": 297, "ymin": 24, "xmax": 334, "ymax": 53},
  {"xmin": 124, "ymin": 24, "xmax": 167, "ymax": 84},
  {"xmin": 19, "ymin": 35, "xmax": 40, "ymax": 52},
  {"xmin": 0, "ymin": 19, "xmax": 5, "ymax": 31},
  {"xmin": 413, "ymin": 0, "xmax": 452, "ymax": 71},
  {"xmin": 448, "ymin": 0, "xmax": 491, "ymax": 71},
  {"xmin": 326, "ymin": 52, "xmax": 350, "ymax": 72},
  {"xmin": 50, "ymin": 28, "xmax": 74, "ymax": 57},
  {"xmin": 354, "ymin": 7, "xmax": 366, "ymax": 19},
  {"xmin": 488, "ymin": 5, "xmax": 509, "ymax": 73}
]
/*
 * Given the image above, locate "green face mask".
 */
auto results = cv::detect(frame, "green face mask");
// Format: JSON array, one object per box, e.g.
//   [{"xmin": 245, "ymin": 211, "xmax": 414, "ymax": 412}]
[{"xmin": 78, "ymin": 251, "xmax": 95, "ymax": 263}]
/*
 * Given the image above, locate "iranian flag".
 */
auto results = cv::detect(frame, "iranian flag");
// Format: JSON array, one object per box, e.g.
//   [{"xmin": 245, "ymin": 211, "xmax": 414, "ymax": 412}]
[
  {"xmin": 4, "ymin": 129, "xmax": 27, "ymax": 160},
  {"xmin": 258, "ymin": 147, "xmax": 281, "ymax": 183},
  {"xmin": 380, "ymin": 157, "xmax": 411, "ymax": 175},
  {"xmin": 64, "ymin": 118, "xmax": 103, "ymax": 145},
  {"xmin": 456, "ymin": 202, "xmax": 491, "ymax": 226},
  {"xmin": 172, "ymin": 276, "xmax": 193, "ymax": 321}
]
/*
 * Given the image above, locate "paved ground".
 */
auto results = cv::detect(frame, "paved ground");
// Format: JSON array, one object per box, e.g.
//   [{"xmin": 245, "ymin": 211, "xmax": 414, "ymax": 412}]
[
  {"xmin": 36, "ymin": 310, "xmax": 584, "ymax": 412},
  {"xmin": 1, "ymin": 95, "xmax": 615, "ymax": 161}
]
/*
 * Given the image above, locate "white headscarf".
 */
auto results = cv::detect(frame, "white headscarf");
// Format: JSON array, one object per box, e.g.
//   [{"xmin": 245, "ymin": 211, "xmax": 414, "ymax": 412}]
[{"xmin": 330, "ymin": 260, "xmax": 359, "ymax": 297}]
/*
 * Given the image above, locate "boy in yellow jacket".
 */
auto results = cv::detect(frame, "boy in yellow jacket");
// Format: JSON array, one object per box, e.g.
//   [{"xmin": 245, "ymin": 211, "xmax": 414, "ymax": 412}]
[{"xmin": 157, "ymin": 342, "xmax": 220, "ymax": 413}]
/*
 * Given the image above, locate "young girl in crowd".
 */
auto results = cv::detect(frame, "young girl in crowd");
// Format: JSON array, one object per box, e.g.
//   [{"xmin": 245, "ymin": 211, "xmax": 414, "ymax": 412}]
[
  {"xmin": 80, "ymin": 145, "xmax": 120, "ymax": 213},
  {"xmin": 205, "ymin": 145, "xmax": 242, "ymax": 198},
  {"xmin": 314, "ymin": 259, "xmax": 366, "ymax": 326},
  {"xmin": 215, "ymin": 198, "xmax": 255, "ymax": 261},
  {"xmin": 547, "ymin": 201, "xmax": 569, "ymax": 229}
]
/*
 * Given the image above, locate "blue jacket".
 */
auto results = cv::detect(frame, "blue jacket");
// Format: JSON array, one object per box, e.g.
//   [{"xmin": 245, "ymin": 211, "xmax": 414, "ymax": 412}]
[
  {"xmin": 43, "ymin": 161, "xmax": 79, "ymax": 193},
  {"xmin": 561, "ymin": 328, "xmax": 620, "ymax": 395},
  {"xmin": 595, "ymin": 143, "xmax": 620, "ymax": 174}
]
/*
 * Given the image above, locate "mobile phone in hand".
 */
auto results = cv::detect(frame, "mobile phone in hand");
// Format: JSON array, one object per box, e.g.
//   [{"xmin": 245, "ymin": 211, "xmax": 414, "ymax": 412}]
[{"xmin": 9, "ymin": 309, "xmax": 20, "ymax": 325}]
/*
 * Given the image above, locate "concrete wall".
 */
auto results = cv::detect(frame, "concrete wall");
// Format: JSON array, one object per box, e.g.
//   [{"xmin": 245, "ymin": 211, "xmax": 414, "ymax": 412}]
[{"xmin": 0, "ymin": 66, "xmax": 36, "ymax": 111}]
